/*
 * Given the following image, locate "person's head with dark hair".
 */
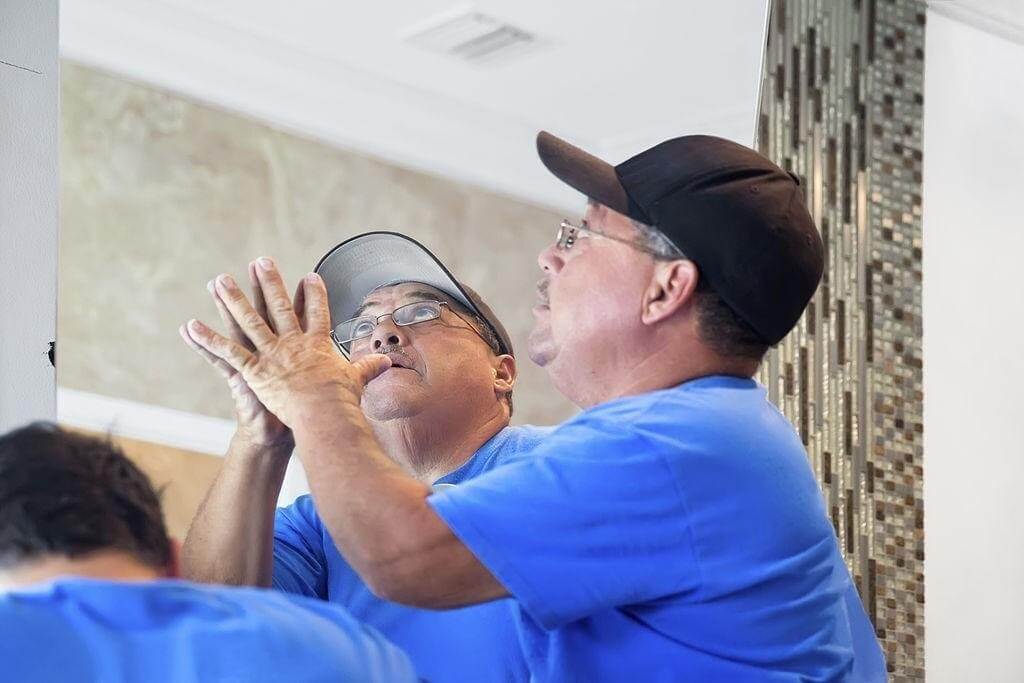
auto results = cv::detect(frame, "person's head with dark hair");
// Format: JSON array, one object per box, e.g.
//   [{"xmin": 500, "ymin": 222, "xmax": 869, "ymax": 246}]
[
  {"xmin": 0, "ymin": 422, "xmax": 421, "ymax": 680},
  {"xmin": 0, "ymin": 422, "xmax": 176, "ymax": 587}
]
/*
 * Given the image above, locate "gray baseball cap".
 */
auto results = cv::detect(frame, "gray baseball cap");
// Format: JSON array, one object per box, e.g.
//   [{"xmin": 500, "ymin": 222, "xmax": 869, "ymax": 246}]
[{"xmin": 314, "ymin": 231, "xmax": 513, "ymax": 356}]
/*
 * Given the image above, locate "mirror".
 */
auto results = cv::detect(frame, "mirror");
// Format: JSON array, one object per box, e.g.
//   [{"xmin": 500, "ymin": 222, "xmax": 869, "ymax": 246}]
[{"xmin": 53, "ymin": 0, "xmax": 770, "ymax": 532}]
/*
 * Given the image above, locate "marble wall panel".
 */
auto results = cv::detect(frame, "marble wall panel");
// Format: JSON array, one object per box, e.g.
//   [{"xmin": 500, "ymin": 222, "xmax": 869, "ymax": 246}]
[{"xmin": 58, "ymin": 63, "xmax": 577, "ymax": 427}]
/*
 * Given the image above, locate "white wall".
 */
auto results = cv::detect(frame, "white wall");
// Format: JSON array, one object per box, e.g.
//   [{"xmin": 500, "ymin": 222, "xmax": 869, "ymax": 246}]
[
  {"xmin": 0, "ymin": 0, "xmax": 60, "ymax": 431},
  {"xmin": 923, "ymin": 10, "xmax": 1024, "ymax": 682}
]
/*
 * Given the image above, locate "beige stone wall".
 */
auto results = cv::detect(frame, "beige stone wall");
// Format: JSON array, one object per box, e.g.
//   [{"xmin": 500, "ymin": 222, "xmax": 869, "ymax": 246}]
[{"xmin": 58, "ymin": 62, "xmax": 577, "ymax": 428}]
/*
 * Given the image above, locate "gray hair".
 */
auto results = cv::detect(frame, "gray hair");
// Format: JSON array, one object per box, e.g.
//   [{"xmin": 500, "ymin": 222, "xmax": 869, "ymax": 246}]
[
  {"xmin": 631, "ymin": 219, "xmax": 685, "ymax": 260},
  {"xmin": 631, "ymin": 216, "xmax": 769, "ymax": 362},
  {"xmin": 585, "ymin": 198, "xmax": 683, "ymax": 260}
]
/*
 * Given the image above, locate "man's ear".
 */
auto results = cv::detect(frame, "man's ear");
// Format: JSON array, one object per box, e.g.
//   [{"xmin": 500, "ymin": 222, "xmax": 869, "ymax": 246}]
[
  {"xmin": 493, "ymin": 354, "xmax": 517, "ymax": 400},
  {"xmin": 641, "ymin": 259, "xmax": 700, "ymax": 325},
  {"xmin": 165, "ymin": 538, "xmax": 182, "ymax": 579}
]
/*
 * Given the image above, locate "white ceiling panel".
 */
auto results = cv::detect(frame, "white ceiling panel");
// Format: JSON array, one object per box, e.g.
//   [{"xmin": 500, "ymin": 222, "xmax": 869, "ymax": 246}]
[{"xmin": 60, "ymin": 0, "xmax": 771, "ymax": 210}]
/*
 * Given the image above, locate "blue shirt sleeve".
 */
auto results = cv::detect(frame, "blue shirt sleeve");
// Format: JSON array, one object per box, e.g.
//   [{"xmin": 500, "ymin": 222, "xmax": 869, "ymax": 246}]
[
  {"xmin": 273, "ymin": 495, "xmax": 329, "ymax": 599},
  {"xmin": 428, "ymin": 416, "xmax": 701, "ymax": 630}
]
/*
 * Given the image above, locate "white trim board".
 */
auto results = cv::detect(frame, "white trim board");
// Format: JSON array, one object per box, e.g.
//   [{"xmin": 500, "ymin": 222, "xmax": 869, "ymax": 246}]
[
  {"xmin": 57, "ymin": 387, "xmax": 236, "ymax": 456},
  {"xmin": 56, "ymin": 387, "xmax": 311, "ymax": 505}
]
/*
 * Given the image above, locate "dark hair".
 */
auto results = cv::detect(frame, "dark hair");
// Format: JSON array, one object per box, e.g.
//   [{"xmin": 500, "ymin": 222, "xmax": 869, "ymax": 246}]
[
  {"xmin": 0, "ymin": 422, "xmax": 171, "ymax": 570},
  {"xmin": 693, "ymin": 277, "xmax": 771, "ymax": 361},
  {"xmin": 629, "ymin": 218, "xmax": 770, "ymax": 362}
]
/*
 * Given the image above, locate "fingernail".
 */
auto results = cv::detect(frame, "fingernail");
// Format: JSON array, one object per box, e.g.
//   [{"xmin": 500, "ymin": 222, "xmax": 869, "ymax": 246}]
[
  {"xmin": 306, "ymin": 272, "xmax": 319, "ymax": 284},
  {"xmin": 206, "ymin": 280, "xmax": 215, "ymax": 294},
  {"xmin": 217, "ymin": 274, "xmax": 235, "ymax": 289},
  {"xmin": 188, "ymin": 319, "xmax": 203, "ymax": 332},
  {"xmin": 257, "ymin": 257, "xmax": 274, "ymax": 270}
]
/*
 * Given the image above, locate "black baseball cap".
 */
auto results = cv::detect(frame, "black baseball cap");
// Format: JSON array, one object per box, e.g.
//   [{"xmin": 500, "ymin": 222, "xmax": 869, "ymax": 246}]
[
  {"xmin": 314, "ymin": 231, "xmax": 513, "ymax": 356},
  {"xmin": 536, "ymin": 131, "xmax": 824, "ymax": 345}
]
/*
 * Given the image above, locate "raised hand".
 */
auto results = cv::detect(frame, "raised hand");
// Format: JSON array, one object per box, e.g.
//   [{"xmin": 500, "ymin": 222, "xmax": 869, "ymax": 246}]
[
  {"xmin": 183, "ymin": 257, "xmax": 391, "ymax": 433},
  {"xmin": 179, "ymin": 261, "xmax": 299, "ymax": 453}
]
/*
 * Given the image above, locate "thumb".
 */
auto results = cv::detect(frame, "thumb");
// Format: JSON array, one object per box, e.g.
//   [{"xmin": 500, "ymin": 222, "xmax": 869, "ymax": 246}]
[{"xmin": 350, "ymin": 353, "xmax": 392, "ymax": 386}]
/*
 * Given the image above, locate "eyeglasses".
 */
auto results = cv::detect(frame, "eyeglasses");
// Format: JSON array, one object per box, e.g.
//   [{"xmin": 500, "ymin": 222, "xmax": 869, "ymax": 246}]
[
  {"xmin": 556, "ymin": 219, "xmax": 679, "ymax": 258},
  {"xmin": 332, "ymin": 300, "xmax": 495, "ymax": 357}
]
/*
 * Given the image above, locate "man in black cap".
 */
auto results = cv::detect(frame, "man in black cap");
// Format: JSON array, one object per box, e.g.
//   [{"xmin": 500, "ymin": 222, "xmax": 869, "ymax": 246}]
[
  {"xmin": 180, "ymin": 235, "xmax": 546, "ymax": 683},
  {"xmin": 183, "ymin": 132, "xmax": 886, "ymax": 681}
]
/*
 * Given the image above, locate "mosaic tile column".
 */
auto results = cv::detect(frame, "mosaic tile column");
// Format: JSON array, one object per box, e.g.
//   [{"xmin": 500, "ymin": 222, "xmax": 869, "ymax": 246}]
[{"xmin": 756, "ymin": 1, "xmax": 925, "ymax": 679}]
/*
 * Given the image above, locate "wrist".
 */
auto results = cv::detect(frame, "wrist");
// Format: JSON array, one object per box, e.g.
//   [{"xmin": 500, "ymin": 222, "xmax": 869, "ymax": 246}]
[
  {"xmin": 228, "ymin": 431, "xmax": 294, "ymax": 468},
  {"xmin": 290, "ymin": 391, "xmax": 363, "ymax": 439}
]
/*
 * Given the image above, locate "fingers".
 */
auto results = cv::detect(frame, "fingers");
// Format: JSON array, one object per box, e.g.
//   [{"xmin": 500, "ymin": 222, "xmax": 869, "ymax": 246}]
[
  {"xmin": 209, "ymin": 280, "xmax": 255, "ymax": 352},
  {"xmin": 214, "ymin": 273, "xmax": 277, "ymax": 348},
  {"xmin": 253, "ymin": 257, "xmax": 301, "ymax": 336},
  {"xmin": 293, "ymin": 277, "xmax": 307, "ymax": 331},
  {"xmin": 185, "ymin": 319, "xmax": 255, "ymax": 372},
  {"xmin": 179, "ymin": 324, "xmax": 237, "ymax": 380},
  {"xmin": 350, "ymin": 353, "xmax": 392, "ymax": 386},
  {"xmin": 249, "ymin": 262, "xmax": 273, "ymax": 333},
  {"xmin": 302, "ymin": 272, "xmax": 332, "ymax": 335}
]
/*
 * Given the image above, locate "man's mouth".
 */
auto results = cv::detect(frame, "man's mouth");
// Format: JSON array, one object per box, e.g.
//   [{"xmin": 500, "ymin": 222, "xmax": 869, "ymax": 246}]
[{"xmin": 382, "ymin": 351, "xmax": 418, "ymax": 374}]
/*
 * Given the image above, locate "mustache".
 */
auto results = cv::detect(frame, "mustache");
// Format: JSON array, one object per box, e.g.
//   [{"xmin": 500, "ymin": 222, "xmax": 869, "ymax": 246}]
[
  {"xmin": 376, "ymin": 345, "xmax": 416, "ymax": 369},
  {"xmin": 377, "ymin": 344, "xmax": 411, "ymax": 359},
  {"xmin": 536, "ymin": 278, "xmax": 550, "ymax": 304}
]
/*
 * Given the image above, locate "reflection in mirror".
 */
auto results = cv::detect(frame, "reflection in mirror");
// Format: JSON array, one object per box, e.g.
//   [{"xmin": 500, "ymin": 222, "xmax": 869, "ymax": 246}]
[{"xmin": 55, "ymin": 1, "xmax": 770, "ymax": 522}]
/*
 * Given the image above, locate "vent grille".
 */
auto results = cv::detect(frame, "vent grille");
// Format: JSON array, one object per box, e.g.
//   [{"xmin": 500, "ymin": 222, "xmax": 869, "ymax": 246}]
[{"xmin": 404, "ymin": 10, "xmax": 537, "ymax": 63}]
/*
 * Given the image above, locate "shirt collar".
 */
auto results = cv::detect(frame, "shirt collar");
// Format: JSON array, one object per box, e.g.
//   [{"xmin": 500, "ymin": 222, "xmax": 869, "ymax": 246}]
[{"xmin": 432, "ymin": 426, "xmax": 513, "ymax": 487}]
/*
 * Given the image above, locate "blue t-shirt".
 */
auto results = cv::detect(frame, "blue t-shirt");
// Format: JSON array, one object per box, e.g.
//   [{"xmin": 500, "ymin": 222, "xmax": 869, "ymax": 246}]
[
  {"xmin": 0, "ymin": 577, "xmax": 416, "ymax": 683},
  {"xmin": 274, "ymin": 425, "xmax": 553, "ymax": 683},
  {"xmin": 429, "ymin": 376, "xmax": 887, "ymax": 682}
]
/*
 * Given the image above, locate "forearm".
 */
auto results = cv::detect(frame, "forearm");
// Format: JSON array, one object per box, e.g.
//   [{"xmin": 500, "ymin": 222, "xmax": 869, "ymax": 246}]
[{"xmin": 181, "ymin": 433, "xmax": 291, "ymax": 587}]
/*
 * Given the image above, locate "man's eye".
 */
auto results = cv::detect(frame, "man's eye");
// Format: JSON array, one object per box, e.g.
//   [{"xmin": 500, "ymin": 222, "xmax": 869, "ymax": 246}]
[
  {"xmin": 408, "ymin": 304, "xmax": 438, "ymax": 322},
  {"xmin": 351, "ymin": 320, "xmax": 376, "ymax": 338}
]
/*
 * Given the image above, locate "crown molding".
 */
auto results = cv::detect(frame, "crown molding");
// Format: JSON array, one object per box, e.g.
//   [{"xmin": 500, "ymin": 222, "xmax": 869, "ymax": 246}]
[{"xmin": 928, "ymin": 1, "xmax": 1024, "ymax": 48}]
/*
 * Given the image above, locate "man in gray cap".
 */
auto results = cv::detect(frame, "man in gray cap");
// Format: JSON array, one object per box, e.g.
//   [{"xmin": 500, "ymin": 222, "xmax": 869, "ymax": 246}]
[
  {"xmin": 181, "ymin": 233, "xmax": 547, "ymax": 683},
  {"xmin": 183, "ymin": 131, "xmax": 886, "ymax": 681}
]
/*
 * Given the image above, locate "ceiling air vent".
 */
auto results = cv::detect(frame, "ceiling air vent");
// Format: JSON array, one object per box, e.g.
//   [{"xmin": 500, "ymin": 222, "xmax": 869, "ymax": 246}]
[{"xmin": 403, "ymin": 9, "xmax": 538, "ymax": 64}]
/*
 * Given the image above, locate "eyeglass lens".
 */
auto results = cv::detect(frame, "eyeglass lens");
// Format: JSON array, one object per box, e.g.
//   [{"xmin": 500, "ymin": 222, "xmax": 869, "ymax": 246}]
[{"xmin": 335, "ymin": 301, "xmax": 443, "ymax": 352}]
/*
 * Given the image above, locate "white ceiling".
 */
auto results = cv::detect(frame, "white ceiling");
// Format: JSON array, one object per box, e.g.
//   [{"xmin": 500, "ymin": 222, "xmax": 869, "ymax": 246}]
[{"xmin": 60, "ymin": 1, "xmax": 770, "ymax": 211}]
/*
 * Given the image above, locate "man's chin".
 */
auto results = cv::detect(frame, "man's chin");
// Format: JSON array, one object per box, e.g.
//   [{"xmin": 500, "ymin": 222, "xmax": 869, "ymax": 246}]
[
  {"xmin": 361, "ymin": 386, "xmax": 425, "ymax": 422},
  {"xmin": 527, "ymin": 325, "xmax": 556, "ymax": 368}
]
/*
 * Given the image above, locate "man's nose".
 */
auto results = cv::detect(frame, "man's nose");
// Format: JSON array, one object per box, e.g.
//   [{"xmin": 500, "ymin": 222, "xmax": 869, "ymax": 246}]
[
  {"xmin": 537, "ymin": 241, "xmax": 565, "ymax": 274},
  {"xmin": 371, "ymin": 317, "xmax": 408, "ymax": 351}
]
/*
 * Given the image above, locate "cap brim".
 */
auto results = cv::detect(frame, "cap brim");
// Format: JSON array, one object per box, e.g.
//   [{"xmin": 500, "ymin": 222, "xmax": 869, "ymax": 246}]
[
  {"xmin": 313, "ymin": 232, "xmax": 512, "ymax": 356},
  {"xmin": 536, "ymin": 131, "xmax": 630, "ymax": 215}
]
